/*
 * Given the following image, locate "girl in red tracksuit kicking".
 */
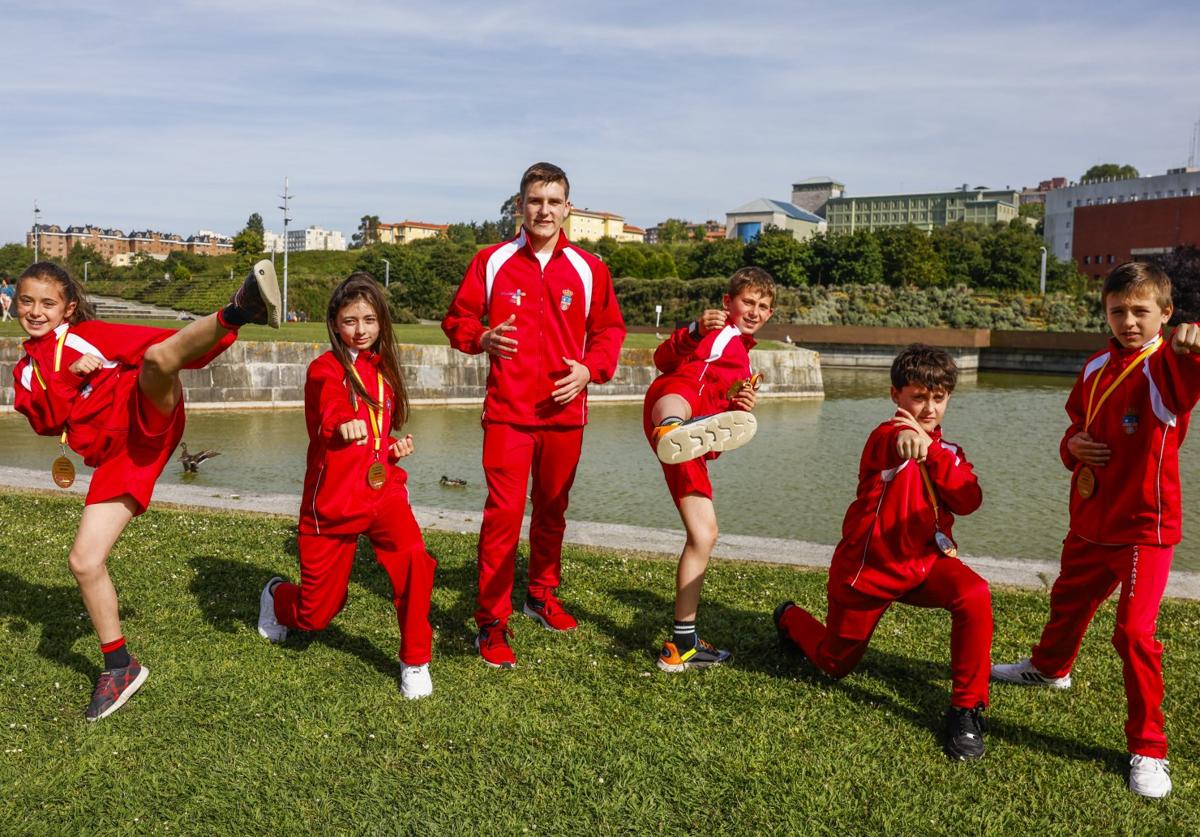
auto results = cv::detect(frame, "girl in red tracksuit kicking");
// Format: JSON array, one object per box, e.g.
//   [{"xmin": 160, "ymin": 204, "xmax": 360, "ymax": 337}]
[
  {"xmin": 256, "ymin": 273, "xmax": 436, "ymax": 700},
  {"xmin": 12, "ymin": 259, "xmax": 280, "ymax": 722},
  {"xmin": 774, "ymin": 344, "xmax": 993, "ymax": 761},
  {"xmin": 992, "ymin": 262, "xmax": 1200, "ymax": 799}
]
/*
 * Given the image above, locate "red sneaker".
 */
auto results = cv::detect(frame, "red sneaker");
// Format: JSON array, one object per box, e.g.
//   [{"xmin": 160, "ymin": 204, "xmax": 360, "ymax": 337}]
[
  {"xmin": 475, "ymin": 620, "xmax": 516, "ymax": 669},
  {"xmin": 523, "ymin": 593, "xmax": 578, "ymax": 632},
  {"xmin": 85, "ymin": 657, "xmax": 149, "ymax": 721}
]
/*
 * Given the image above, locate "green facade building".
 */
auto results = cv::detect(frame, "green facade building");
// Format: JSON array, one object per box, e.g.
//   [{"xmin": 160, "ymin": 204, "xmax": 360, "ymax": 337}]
[{"xmin": 825, "ymin": 186, "xmax": 1020, "ymax": 234}]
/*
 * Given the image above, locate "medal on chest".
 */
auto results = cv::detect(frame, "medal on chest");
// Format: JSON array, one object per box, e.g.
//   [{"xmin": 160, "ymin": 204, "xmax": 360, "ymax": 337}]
[
  {"xmin": 52, "ymin": 439, "xmax": 75, "ymax": 489},
  {"xmin": 349, "ymin": 365, "xmax": 388, "ymax": 490},
  {"xmin": 367, "ymin": 461, "xmax": 387, "ymax": 490},
  {"xmin": 920, "ymin": 462, "xmax": 959, "ymax": 558}
]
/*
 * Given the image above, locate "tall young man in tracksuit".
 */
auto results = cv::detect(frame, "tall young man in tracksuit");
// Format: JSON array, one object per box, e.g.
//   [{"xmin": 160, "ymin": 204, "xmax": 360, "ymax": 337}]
[{"xmin": 442, "ymin": 162, "xmax": 626, "ymax": 668}]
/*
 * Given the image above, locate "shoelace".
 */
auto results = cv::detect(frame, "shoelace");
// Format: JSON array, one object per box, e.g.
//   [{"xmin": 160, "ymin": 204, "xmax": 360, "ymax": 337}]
[
  {"xmin": 1131, "ymin": 755, "xmax": 1170, "ymax": 774},
  {"xmin": 953, "ymin": 708, "xmax": 984, "ymax": 737},
  {"xmin": 484, "ymin": 625, "xmax": 514, "ymax": 648}
]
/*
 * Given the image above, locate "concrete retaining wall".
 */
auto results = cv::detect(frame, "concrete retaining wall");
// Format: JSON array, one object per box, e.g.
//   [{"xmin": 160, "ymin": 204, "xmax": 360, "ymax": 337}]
[{"xmin": 0, "ymin": 338, "xmax": 824, "ymax": 408}]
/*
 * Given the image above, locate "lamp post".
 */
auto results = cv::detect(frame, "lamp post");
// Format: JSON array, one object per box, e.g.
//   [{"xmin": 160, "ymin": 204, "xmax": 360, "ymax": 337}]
[
  {"xmin": 83, "ymin": 260, "xmax": 90, "ymax": 283},
  {"xmin": 278, "ymin": 177, "xmax": 293, "ymax": 322},
  {"xmin": 32, "ymin": 201, "xmax": 41, "ymax": 262},
  {"xmin": 1039, "ymin": 246, "xmax": 1048, "ymax": 295},
  {"xmin": 381, "ymin": 257, "xmax": 391, "ymax": 288}
]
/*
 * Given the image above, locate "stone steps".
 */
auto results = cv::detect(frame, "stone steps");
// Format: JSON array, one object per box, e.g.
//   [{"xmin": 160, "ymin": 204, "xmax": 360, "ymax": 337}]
[{"xmin": 88, "ymin": 294, "xmax": 191, "ymax": 320}]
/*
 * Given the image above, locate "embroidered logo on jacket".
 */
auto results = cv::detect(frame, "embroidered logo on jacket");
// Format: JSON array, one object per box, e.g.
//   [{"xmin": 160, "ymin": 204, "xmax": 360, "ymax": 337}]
[
  {"xmin": 560, "ymin": 289, "xmax": 574, "ymax": 311},
  {"xmin": 509, "ymin": 289, "xmax": 525, "ymax": 306},
  {"xmin": 1123, "ymin": 407, "xmax": 1139, "ymax": 435}
]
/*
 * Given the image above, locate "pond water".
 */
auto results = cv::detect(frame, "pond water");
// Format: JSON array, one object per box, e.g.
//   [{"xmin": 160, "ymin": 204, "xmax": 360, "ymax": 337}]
[{"xmin": 5, "ymin": 368, "xmax": 1200, "ymax": 571}]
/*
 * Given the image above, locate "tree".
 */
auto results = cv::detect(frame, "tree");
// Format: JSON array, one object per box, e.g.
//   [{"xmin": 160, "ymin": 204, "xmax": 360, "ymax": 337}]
[
  {"xmin": 477, "ymin": 220, "xmax": 502, "ymax": 245},
  {"xmin": 499, "ymin": 193, "xmax": 521, "ymax": 239},
  {"xmin": 607, "ymin": 246, "xmax": 647, "ymax": 278},
  {"xmin": 811, "ymin": 231, "xmax": 884, "ymax": 286},
  {"xmin": 352, "ymin": 215, "xmax": 381, "ymax": 248},
  {"xmin": 0, "ymin": 243, "xmax": 34, "ymax": 278},
  {"xmin": 232, "ymin": 227, "xmax": 264, "ymax": 260},
  {"xmin": 743, "ymin": 226, "xmax": 808, "ymax": 286},
  {"xmin": 656, "ymin": 219, "xmax": 691, "ymax": 244},
  {"xmin": 877, "ymin": 225, "xmax": 945, "ymax": 288},
  {"xmin": 447, "ymin": 223, "xmax": 477, "ymax": 246},
  {"xmin": 245, "ymin": 212, "xmax": 265, "ymax": 237},
  {"xmin": 1082, "ymin": 163, "xmax": 1139, "ymax": 182},
  {"xmin": 1150, "ymin": 245, "xmax": 1200, "ymax": 324},
  {"xmin": 66, "ymin": 243, "xmax": 113, "ymax": 283},
  {"xmin": 691, "ymin": 238, "xmax": 744, "ymax": 279}
]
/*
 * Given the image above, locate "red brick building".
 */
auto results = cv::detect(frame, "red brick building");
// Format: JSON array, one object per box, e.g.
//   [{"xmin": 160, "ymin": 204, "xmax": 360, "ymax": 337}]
[
  {"xmin": 27, "ymin": 224, "xmax": 233, "ymax": 263},
  {"xmin": 1072, "ymin": 196, "xmax": 1200, "ymax": 280}
]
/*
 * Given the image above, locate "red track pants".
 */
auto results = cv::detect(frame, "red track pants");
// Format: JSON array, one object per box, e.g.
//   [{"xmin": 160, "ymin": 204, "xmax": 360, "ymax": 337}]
[
  {"xmin": 274, "ymin": 502, "xmax": 436, "ymax": 665},
  {"xmin": 780, "ymin": 556, "xmax": 993, "ymax": 708},
  {"xmin": 1030, "ymin": 534, "xmax": 1173, "ymax": 757},
  {"xmin": 475, "ymin": 422, "xmax": 584, "ymax": 627}
]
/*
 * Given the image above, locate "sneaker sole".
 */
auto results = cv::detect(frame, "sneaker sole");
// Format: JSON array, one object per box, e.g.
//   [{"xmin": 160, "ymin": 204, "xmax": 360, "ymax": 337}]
[
  {"xmin": 87, "ymin": 665, "xmax": 149, "ymax": 722},
  {"xmin": 990, "ymin": 669, "xmax": 1072, "ymax": 690},
  {"xmin": 655, "ymin": 654, "xmax": 731, "ymax": 673},
  {"xmin": 258, "ymin": 576, "xmax": 288, "ymax": 643},
  {"xmin": 522, "ymin": 602, "xmax": 578, "ymax": 632},
  {"xmin": 252, "ymin": 260, "xmax": 282, "ymax": 330},
  {"xmin": 656, "ymin": 412, "xmax": 757, "ymax": 465},
  {"xmin": 945, "ymin": 743, "xmax": 985, "ymax": 762}
]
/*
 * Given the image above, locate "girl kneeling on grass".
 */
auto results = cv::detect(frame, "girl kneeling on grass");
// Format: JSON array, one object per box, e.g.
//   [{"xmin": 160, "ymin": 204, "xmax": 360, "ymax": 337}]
[
  {"xmin": 12, "ymin": 259, "xmax": 281, "ymax": 721},
  {"xmin": 257, "ymin": 273, "xmax": 437, "ymax": 699}
]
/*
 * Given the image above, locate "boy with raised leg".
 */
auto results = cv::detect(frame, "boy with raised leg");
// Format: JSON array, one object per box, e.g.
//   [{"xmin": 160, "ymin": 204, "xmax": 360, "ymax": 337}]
[
  {"xmin": 645, "ymin": 267, "xmax": 772, "ymax": 671},
  {"xmin": 774, "ymin": 344, "xmax": 992, "ymax": 760},
  {"xmin": 992, "ymin": 262, "xmax": 1200, "ymax": 798}
]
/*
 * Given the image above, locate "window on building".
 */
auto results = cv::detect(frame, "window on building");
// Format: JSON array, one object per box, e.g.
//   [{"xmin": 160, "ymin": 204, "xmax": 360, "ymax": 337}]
[
  {"xmin": 1084, "ymin": 256, "xmax": 1090, "ymax": 264},
  {"xmin": 1108, "ymin": 255, "xmax": 1115, "ymax": 264}
]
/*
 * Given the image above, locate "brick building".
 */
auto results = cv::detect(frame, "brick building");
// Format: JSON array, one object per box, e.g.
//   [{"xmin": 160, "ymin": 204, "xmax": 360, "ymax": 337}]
[
  {"xmin": 1072, "ymin": 195, "xmax": 1200, "ymax": 280},
  {"xmin": 27, "ymin": 224, "xmax": 233, "ymax": 263}
]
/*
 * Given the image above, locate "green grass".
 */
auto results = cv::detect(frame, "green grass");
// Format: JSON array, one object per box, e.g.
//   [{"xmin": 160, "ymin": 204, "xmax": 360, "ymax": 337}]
[
  {"xmin": 1, "ymin": 491, "xmax": 1197, "ymax": 833},
  {"xmin": 0, "ymin": 320, "xmax": 788, "ymax": 350}
]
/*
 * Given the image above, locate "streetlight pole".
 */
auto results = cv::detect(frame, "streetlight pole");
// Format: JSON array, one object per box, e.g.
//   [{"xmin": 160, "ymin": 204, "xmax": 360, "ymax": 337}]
[
  {"xmin": 83, "ymin": 260, "xmax": 90, "ymax": 283},
  {"xmin": 1039, "ymin": 246, "xmax": 1048, "ymax": 295},
  {"xmin": 381, "ymin": 257, "xmax": 391, "ymax": 288},
  {"xmin": 33, "ymin": 201, "xmax": 41, "ymax": 262},
  {"xmin": 278, "ymin": 176, "xmax": 293, "ymax": 322}
]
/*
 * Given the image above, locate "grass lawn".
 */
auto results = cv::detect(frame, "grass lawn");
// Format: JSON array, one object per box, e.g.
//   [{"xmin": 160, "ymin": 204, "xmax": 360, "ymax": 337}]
[
  {"xmin": 0, "ymin": 320, "xmax": 789, "ymax": 351},
  {"xmin": 1, "ymin": 490, "xmax": 1196, "ymax": 833}
]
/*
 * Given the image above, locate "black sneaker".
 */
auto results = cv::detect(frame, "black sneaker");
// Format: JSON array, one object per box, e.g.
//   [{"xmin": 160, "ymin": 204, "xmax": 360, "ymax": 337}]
[
  {"xmin": 656, "ymin": 637, "xmax": 731, "ymax": 673},
  {"xmin": 85, "ymin": 657, "xmax": 149, "ymax": 722},
  {"xmin": 944, "ymin": 703, "xmax": 986, "ymax": 761},
  {"xmin": 223, "ymin": 259, "xmax": 281, "ymax": 329}
]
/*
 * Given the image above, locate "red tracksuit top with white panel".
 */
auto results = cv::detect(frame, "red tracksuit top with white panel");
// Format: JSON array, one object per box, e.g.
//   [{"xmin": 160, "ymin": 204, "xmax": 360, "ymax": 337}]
[
  {"xmin": 441, "ymin": 229, "xmax": 626, "ymax": 427},
  {"xmin": 299, "ymin": 350, "xmax": 409, "ymax": 536},
  {"xmin": 12, "ymin": 321, "xmax": 235, "ymax": 467},
  {"xmin": 828, "ymin": 419, "xmax": 982, "ymax": 600},
  {"xmin": 653, "ymin": 322, "xmax": 757, "ymax": 416},
  {"xmin": 1060, "ymin": 331, "xmax": 1200, "ymax": 546}
]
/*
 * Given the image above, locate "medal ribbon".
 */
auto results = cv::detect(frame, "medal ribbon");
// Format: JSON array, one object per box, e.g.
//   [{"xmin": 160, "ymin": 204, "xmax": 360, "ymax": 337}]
[
  {"xmin": 918, "ymin": 463, "xmax": 942, "ymax": 529},
  {"xmin": 1083, "ymin": 337, "xmax": 1161, "ymax": 432},
  {"xmin": 348, "ymin": 364, "xmax": 385, "ymax": 454},
  {"xmin": 29, "ymin": 328, "xmax": 71, "ymax": 448}
]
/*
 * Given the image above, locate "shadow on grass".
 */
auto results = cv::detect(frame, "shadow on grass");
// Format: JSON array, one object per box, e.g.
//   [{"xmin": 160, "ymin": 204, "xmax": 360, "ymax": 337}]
[
  {"xmin": 572, "ymin": 585, "xmax": 1126, "ymax": 775},
  {"xmin": 188, "ymin": 541, "xmax": 480, "ymax": 675},
  {"xmin": 0, "ymin": 571, "xmax": 115, "ymax": 679}
]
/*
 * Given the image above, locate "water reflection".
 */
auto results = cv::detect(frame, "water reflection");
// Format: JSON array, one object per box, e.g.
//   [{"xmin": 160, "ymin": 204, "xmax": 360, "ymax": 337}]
[{"xmin": 3, "ymin": 368, "xmax": 1198, "ymax": 570}]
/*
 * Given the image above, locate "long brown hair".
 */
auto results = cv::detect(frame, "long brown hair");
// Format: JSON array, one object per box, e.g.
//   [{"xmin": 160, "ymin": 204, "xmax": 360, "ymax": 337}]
[
  {"xmin": 18, "ymin": 261, "xmax": 96, "ymax": 323},
  {"xmin": 326, "ymin": 272, "xmax": 409, "ymax": 430}
]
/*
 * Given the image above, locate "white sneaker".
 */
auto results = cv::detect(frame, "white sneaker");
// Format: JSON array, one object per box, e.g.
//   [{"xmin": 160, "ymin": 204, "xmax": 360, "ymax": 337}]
[
  {"xmin": 1128, "ymin": 755, "xmax": 1171, "ymax": 798},
  {"xmin": 654, "ymin": 411, "xmax": 757, "ymax": 465},
  {"xmin": 257, "ymin": 577, "xmax": 288, "ymax": 643},
  {"xmin": 990, "ymin": 657, "xmax": 1071, "ymax": 689},
  {"xmin": 401, "ymin": 663, "xmax": 433, "ymax": 700}
]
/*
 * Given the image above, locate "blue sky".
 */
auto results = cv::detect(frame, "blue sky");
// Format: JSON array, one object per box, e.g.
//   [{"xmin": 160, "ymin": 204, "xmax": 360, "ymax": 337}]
[{"xmin": 3, "ymin": 1, "xmax": 1198, "ymax": 243}]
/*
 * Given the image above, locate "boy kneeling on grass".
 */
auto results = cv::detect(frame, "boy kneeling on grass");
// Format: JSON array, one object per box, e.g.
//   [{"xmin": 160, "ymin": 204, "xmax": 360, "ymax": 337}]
[
  {"xmin": 643, "ymin": 267, "xmax": 773, "ymax": 672},
  {"xmin": 992, "ymin": 261, "xmax": 1200, "ymax": 799},
  {"xmin": 774, "ymin": 344, "xmax": 993, "ymax": 760}
]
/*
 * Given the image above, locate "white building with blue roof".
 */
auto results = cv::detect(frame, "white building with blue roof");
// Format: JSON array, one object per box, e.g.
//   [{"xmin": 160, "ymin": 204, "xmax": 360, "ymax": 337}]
[{"xmin": 725, "ymin": 198, "xmax": 827, "ymax": 243}]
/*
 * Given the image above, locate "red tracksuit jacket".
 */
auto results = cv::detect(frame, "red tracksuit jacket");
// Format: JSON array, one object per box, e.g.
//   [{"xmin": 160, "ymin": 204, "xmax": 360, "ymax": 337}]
[
  {"xmin": 1060, "ymin": 332, "xmax": 1200, "ymax": 546},
  {"xmin": 653, "ymin": 322, "xmax": 756, "ymax": 414},
  {"xmin": 828, "ymin": 419, "xmax": 982, "ymax": 600},
  {"xmin": 300, "ymin": 350, "xmax": 411, "ymax": 535},
  {"xmin": 13, "ymin": 321, "xmax": 234, "ymax": 467},
  {"xmin": 441, "ymin": 229, "xmax": 626, "ymax": 427}
]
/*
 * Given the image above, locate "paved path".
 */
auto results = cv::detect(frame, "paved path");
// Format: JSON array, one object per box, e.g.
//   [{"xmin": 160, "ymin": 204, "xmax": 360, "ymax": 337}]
[{"xmin": 3, "ymin": 465, "xmax": 1198, "ymax": 599}]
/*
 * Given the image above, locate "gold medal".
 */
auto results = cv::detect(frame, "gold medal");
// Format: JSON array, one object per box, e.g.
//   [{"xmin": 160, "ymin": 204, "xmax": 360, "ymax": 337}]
[
  {"xmin": 1077, "ymin": 466, "xmax": 1096, "ymax": 499},
  {"xmin": 935, "ymin": 530, "xmax": 958, "ymax": 559},
  {"xmin": 51, "ymin": 455, "xmax": 76, "ymax": 489},
  {"xmin": 367, "ymin": 461, "xmax": 386, "ymax": 490}
]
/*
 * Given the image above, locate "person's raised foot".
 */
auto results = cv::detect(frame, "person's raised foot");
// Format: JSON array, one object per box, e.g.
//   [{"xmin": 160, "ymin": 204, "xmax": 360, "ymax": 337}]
[
  {"xmin": 221, "ymin": 259, "xmax": 281, "ymax": 329},
  {"xmin": 655, "ymin": 411, "xmax": 757, "ymax": 465}
]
